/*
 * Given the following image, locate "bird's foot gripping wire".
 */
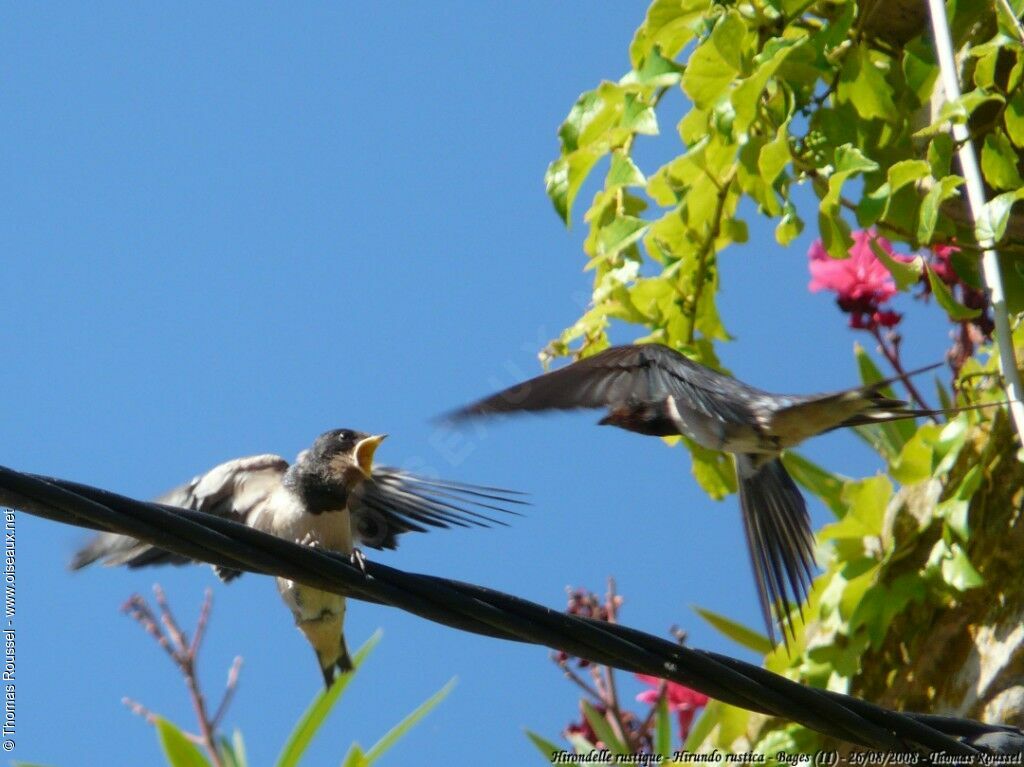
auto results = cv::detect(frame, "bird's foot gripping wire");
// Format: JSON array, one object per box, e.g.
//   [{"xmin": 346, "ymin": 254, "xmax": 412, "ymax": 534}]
[
  {"xmin": 350, "ymin": 547, "xmax": 368, "ymax": 575},
  {"xmin": 299, "ymin": 533, "xmax": 321, "ymax": 549}
]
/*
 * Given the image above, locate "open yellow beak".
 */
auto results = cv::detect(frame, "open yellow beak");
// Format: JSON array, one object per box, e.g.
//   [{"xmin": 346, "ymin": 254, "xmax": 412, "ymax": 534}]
[{"xmin": 354, "ymin": 434, "xmax": 387, "ymax": 477}]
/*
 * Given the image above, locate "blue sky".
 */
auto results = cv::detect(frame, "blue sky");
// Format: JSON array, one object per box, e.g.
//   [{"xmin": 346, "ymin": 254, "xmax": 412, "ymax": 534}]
[{"xmin": 1, "ymin": 4, "xmax": 956, "ymax": 766}]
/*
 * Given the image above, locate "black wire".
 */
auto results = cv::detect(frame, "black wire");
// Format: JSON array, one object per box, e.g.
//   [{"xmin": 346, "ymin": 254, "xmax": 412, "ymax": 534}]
[{"xmin": 1, "ymin": 465, "xmax": 1017, "ymax": 756}]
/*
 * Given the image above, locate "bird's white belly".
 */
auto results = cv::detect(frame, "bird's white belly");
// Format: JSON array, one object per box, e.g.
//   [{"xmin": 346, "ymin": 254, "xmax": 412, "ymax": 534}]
[
  {"xmin": 249, "ymin": 486, "xmax": 354, "ymax": 552},
  {"xmin": 249, "ymin": 486, "xmax": 353, "ymax": 624},
  {"xmin": 277, "ymin": 577, "xmax": 346, "ymax": 624}
]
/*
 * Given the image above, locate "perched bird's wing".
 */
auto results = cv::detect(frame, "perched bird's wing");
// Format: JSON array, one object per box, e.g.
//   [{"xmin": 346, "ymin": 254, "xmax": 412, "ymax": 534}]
[
  {"xmin": 70, "ymin": 454, "xmax": 290, "ymax": 581},
  {"xmin": 735, "ymin": 454, "xmax": 816, "ymax": 646},
  {"xmin": 446, "ymin": 344, "xmax": 762, "ymax": 427},
  {"xmin": 350, "ymin": 467, "xmax": 527, "ymax": 550}
]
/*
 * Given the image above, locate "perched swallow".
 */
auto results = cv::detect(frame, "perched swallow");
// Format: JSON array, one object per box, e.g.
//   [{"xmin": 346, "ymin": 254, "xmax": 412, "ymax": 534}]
[
  {"xmin": 72, "ymin": 428, "xmax": 524, "ymax": 686},
  {"xmin": 446, "ymin": 343, "xmax": 948, "ymax": 644}
]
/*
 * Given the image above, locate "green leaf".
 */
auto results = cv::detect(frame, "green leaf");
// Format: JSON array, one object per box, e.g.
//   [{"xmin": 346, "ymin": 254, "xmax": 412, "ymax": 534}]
[
  {"xmin": 546, "ymin": 150, "xmax": 603, "ymax": 225},
  {"xmin": 981, "ymin": 131, "xmax": 1024, "ymax": 191},
  {"xmin": 890, "ymin": 424, "xmax": 938, "ymax": 485},
  {"xmin": 362, "ymin": 678, "xmax": 455, "ymax": 765},
  {"xmin": 684, "ymin": 437, "xmax": 737, "ymax": 499},
  {"xmin": 625, "ymin": 47, "xmax": 684, "ymax": 87},
  {"xmin": 974, "ymin": 50, "xmax": 999, "ymax": 90},
  {"xmin": 820, "ymin": 475, "xmax": 893, "ymax": 543},
  {"xmin": 928, "ymin": 135, "xmax": 954, "ymax": 178},
  {"xmin": 934, "ymin": 416, "xmax": 970, "ymax": 474},
  {"xmin": 978, "ymin": 188, "xmax": 1024, "ymax": 243},
  {"xmin": 655, "ymin": 695, "xmax": 672, "ymax": 757},
  {"xmin": 836, "ymin": 45, "xmax": 896, "ymax": 119},
  {"xmin": 566, "ymin": 733, "xmax": 597, "ymax": 754},
  {"xmin": 733, "ymin": 38, "xmax": 800, "ymax": 133},
  {"xmin": 941, "ymin": 543, "xmax": 984, "ymax": 591},
  {"xmin": 888, "ymin": 159, "xmax": 931, "ymax": 195},
  {"xmin": 996, "ymin": 0, "xmax": 1024, "ymax": 42},
  {"xmin": 581, "ymin": 700, "xmax": 629, "ymax": 755},
  {"xmin": 782, "ymin": 451, "xmax": 847, "ymax": 518},
  {"xmin": 1003, "ymin": 251, "xmax": 1024, "ymax": 314},
  {"xmin": 854, "ymin": 345, "xmax": 916, "ymax": 453},
  {"xmin": 759, "ymin": 122, "xmax": 792, "ymax": 185},
  {"xmin": 1005, "ymin": 91, "xmax": 1024, "ymax": 146},
  {"xmin": 275, "ymin": 630, "xmax": 382, "ymax": 767},
  {"xmin": 218, "ymin": 736, "xmax": 241, "ymax": 767},
  {"xmin": 681, "ymin": 11, "xmax": 747, "ymax": 108},
  {"xmin": 596, "ymin": 216, "xmax": 650, "ymax": 259},
  {"xmin": 693, "ymin": 606, "xmax": 773, "ymax": 655},
  {"xmin": 561, "ymin": 87, "xmax": 622, "ymax": 152},
  {"xmin": 525, "ymin": 730, "xmax": 564, "ymax": 763},
  {"xmin": 821, "ymin": 145, "xmax": 879, "ymax": 214},
  {"xmin": 629, "ymin": 0, "xmax": 704, "ymax": 65},
  {"xmin": 938, "ymin": 464, "xmax": 982, "ymax": 541},
  {"xmin": 156, "ymin": 718, "xmax": 213, "ymax": 767},
  {"xmin": 869, "ymin": 237, "xmax": 922, "ymax": 291},
  {"xmin": 608, "ymin": 151, "xmax": 646, "ymax": 188},
  {"xmin": 927, "ymin": 266, "xmax": 982, "ymax": 320},
  {"xmin": 232, "ymin": 730, "xmax": 247, "ymax": 767},
  {"xmin": 775, "ymin": 203, "xmax": 803, "ymax": 245},
  {"xmin": 685, "ymin": 701, "xmax": 749, "ymax": 750},
  {"xmin": 917, "ymin": 176, "xmax": 963, "ymax": 244},
  {"xmin": 818, "ymin": 210, "xmax": 853, "ymax": 259},
  {"xmin": 622, "ymin": 93, "xmax": 660, "ymax": 135},
  {"xmin": 340, "ymin": 743, "xmax": 366, "ymax": 767},
  {"xmin": 914, "ymin": 90, "xmax": 1005, "ymax": 137}
]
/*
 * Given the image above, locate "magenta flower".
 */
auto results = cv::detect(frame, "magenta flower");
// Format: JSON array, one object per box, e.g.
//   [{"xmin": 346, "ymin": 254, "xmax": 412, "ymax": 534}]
[
  {"xmin": 635, "ymin": 674, "xmax": 710, "ymax": 740},
  {"xmin": 564, "ymin": 704, "xmax": 603, "ymax": 747},
  {"xmin": 808, "ymin": 230, "xmax": 904, "ymax": 330},
  {"xmin": 929, "ymin": 243, "xmax": 959, "ymax": 285}
]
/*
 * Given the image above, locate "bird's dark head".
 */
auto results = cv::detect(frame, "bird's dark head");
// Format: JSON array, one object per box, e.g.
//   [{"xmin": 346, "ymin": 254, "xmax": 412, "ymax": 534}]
[
  {"xmin": 307, "ymin": 429, "xmax": 388, "ymax": 482},
  {"xmin": 287, "ymin": 429, "xmax": 388, "ymax": 514},
  {"xmin": 598, "ymin": 404, "xmax": 679, "ymax": 437}
]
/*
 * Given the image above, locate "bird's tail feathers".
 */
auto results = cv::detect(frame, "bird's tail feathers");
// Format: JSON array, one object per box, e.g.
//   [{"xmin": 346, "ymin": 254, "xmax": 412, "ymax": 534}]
[
  {"xmin": 735, "ymin": 455, "xmax": 817, "ymax": 649},
  {"xmin": 318, "ymin": 640, "xmax": 354, "ymax": 689},
  {"xmin": 838, "ymin": 398, "xmax": 1010, "ymax": 428},
  {"xmin": 862, "ymin": 361, "xmax": 943, "ymax": 395},
  {"xmin": 836, "ymin": 362, "xmax": 942, "ymax": 408},
  {"xmin": 835, "ymin": 362, "xmax": 1013, "ymax": 427},
  {"xmin": 337, "ymin": 638, "xmax": 354, "ymax": 674}
]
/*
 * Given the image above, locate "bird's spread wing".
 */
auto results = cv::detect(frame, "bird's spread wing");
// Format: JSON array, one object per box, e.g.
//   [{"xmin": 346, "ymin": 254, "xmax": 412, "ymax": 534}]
[
  {"xmin": 70, "ymin": 453, "xmax": 290, "ymax": 580},
  {"xmin": 735, "ymin": 454, "xmax": 816, "ymax": 645},
  {"xmin": 447, "ymin": 344, "xmax": 763, "ymax": 427},
  {"xmin": 350, "ymin": 467, "xmax": 527, "ymax": 550}
]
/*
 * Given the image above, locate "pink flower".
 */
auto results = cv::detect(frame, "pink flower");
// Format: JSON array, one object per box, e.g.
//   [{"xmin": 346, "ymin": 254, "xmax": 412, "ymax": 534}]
[
  {"xmin": 564, "ymin": 705, "xmax": 603, "ymax": 747},
  {"xmin": 635, "ymin": 674, "xmax": 710, "ymax": 740},
  {"xmin": 808, "ymin": 230, "xmax": 906, "ymax": 331},
  {"xmin": 929, "ymin": 243, "xmax": 959, "ymax": 285},
  {"xmin": 808, "ymin": 230, "xmax": 899, "ymax": 302}
]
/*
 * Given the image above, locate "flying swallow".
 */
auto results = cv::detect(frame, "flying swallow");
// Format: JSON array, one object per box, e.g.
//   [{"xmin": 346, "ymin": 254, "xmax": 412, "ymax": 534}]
[
  {"xmin": 72, "ymin": 428, "xmax": 525, "ymax": 686},
  {"xmin": 446, "ymin": 343, "xmax": 951, "ymax": 644}
]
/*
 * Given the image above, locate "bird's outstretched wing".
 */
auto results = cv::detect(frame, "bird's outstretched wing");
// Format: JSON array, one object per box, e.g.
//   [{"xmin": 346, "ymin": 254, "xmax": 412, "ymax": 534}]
[
  {"xmin": 69, "ymin": 454, "xmax": 290, "ymax": 581},
  {"xmin": 350, "ymin": 467, "xmax": 527, "ymax": 550},
  {"xmin": 446, "ymin": 344, "xmax": 761, "ymax": 428},
  {"xmin": 70, "ymin": 455, "xmax": 527, "ymax": 573}
]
